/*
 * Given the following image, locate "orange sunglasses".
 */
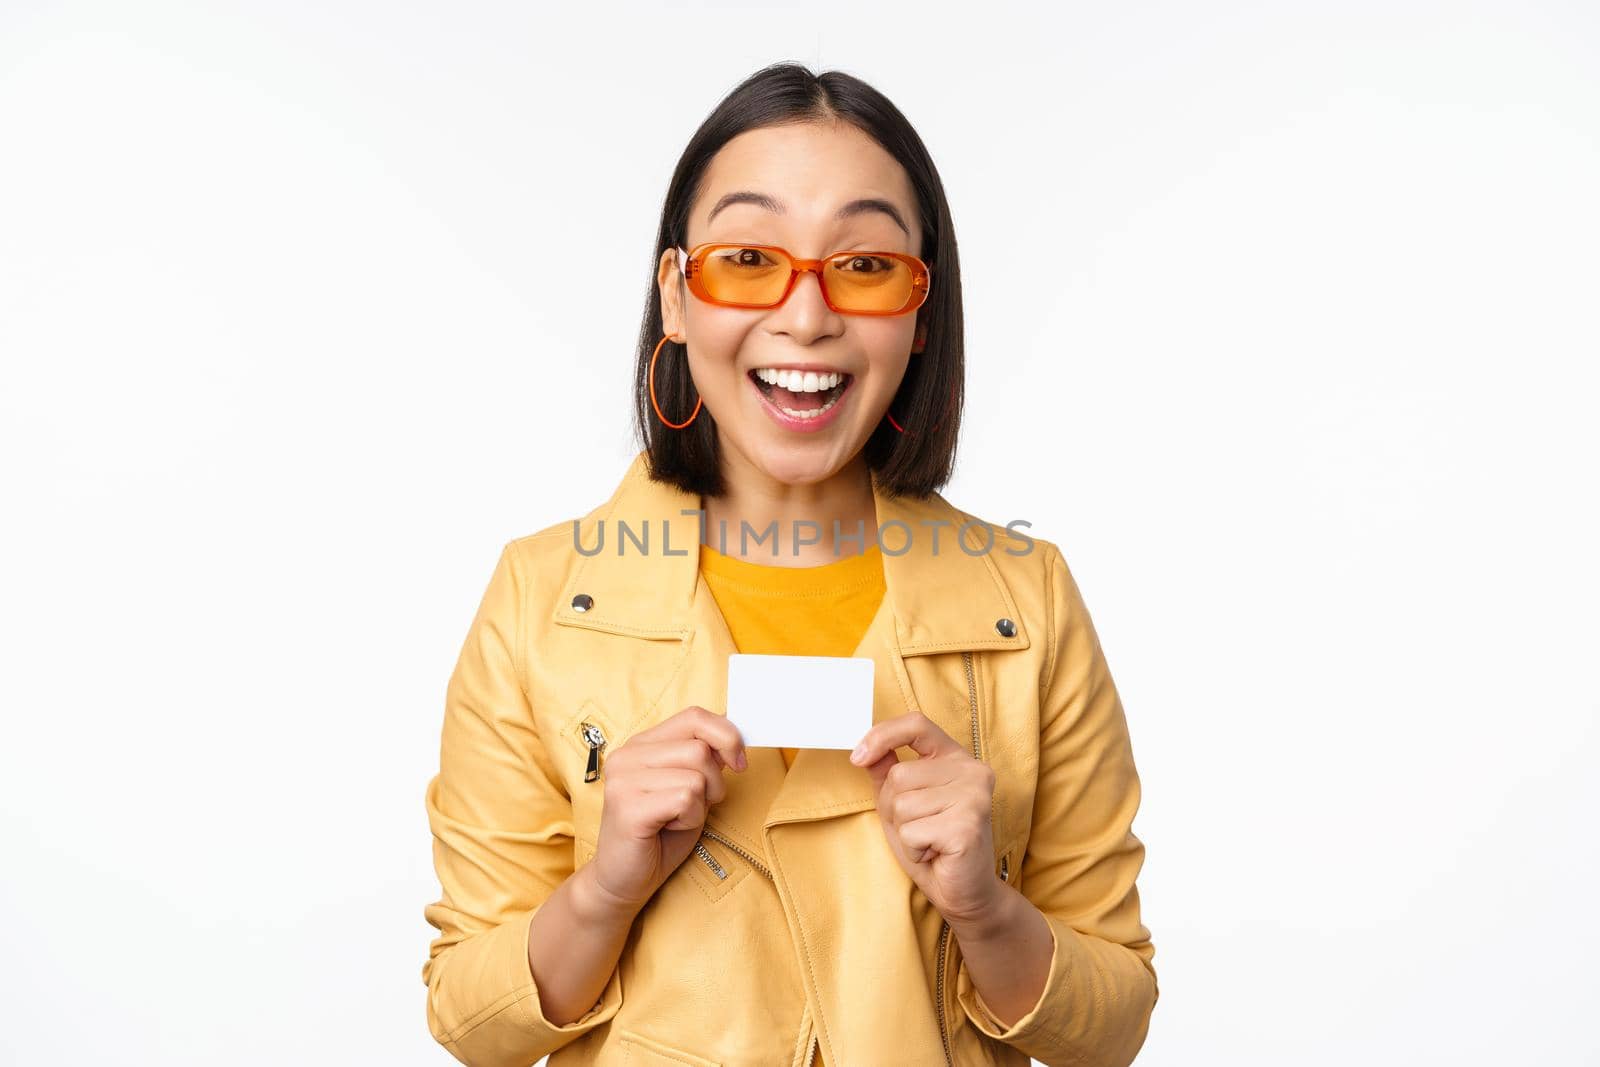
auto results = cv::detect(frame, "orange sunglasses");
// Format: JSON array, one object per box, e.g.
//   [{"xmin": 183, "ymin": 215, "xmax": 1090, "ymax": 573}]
[{"xmin": 676, "ymin": 243, "xmax": 932, "ymax": 316}]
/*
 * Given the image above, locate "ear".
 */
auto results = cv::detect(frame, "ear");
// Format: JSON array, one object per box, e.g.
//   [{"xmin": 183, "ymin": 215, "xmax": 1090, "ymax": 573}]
[{"xmin": 657, "ymin": 247, "xmax": 685, "ymax": 340}]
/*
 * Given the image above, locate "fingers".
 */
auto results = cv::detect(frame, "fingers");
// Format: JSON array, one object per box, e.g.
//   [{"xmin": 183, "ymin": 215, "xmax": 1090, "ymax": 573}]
[
  {"xmin": 850, "ymin": 710, "xmax": 957, "ymax": 768},
  {"xmin": 871, "ymin": 756, "xmax": 995, "ymax": 859},
  {"xmin": 895, "ymin": 814, "xmax": 953, "ymax": 862},
  {"xmin": 886, "ymin": 799, "xmax": 991, "ymax": 865},
  {"xmin": 876, "ymin": 756, "xmax": 957, "ymax": 791},
  {"xmin": 865, "ymin": 746, "xmax": 951, "ymax": 792},
  {"xmin": 631, "ymin": 737, "xmax": 731, "ymax": 804},
  {"xmin": 683, "ymin": 705, "xmax": 748, "ymax": 772},
  {"xmin": 862, "ymin": 748, "xmax": 899, "ymax": 791},
  {"xmin": 884, "ymin": 783, "xmax": 958, "ymax": 827},
  {"xmin": 634, "ymin": 705, "xmax": 749, "ymax": 773},
  {"xmin": 629, "ymin": 766, "xmax": 711, "ymax": 833}
]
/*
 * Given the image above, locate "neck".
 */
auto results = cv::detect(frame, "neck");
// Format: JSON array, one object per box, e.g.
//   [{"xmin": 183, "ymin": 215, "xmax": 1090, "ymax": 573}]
[{"xmin": 701, "ymin": 446, "xmax": 879, "ymax": 567}]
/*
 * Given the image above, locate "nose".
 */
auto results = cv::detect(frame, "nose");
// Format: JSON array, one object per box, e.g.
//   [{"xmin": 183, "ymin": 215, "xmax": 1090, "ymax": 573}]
[
  {"xmin": 765, "ymin": 265, "xmax": 837, "ymax": 344},
  {"xmin": 787, "ymin": 265, "xmax": 830, "ymax": 309}
]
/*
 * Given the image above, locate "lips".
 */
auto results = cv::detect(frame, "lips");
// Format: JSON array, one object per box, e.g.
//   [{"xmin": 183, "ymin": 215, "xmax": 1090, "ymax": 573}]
[
  {"xmin": 747, "ymin": 368, "xmax": 855, "ymax": 433},
  {"xmin": 748, "ymin": 368, "xmax": 852, "ymax": 418}
]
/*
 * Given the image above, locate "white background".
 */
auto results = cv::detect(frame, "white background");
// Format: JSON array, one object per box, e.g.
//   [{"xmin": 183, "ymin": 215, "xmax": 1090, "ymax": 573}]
[{"xmin": 2, "ymin": 2, "xmax": 1596, "ymax": 1064}]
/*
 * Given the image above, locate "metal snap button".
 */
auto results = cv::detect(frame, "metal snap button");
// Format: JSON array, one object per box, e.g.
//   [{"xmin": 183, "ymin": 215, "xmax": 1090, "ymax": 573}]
[
  {"xmin": 571, "ymin": 593, "xmax": 594, "ymax": 613},
  {"xmin": 995, "ymin": 617, "xmax": 1016, "ymax": 637}
]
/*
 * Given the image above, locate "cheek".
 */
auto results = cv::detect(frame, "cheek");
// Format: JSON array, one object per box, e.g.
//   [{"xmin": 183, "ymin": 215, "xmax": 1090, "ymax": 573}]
[
  {"xmin": 683, "ymin": 315, "xmax": 755, "ymax": 399},
  {"xmin": 860, "ymin": 326, "xmax": 915, "ymax": 382},
  {"xmin": 862, "ymin": 316, "xmax": 917, "ymax": 356},
  {"xmin": 686, "ymin": 304, "xmax": 758, "ymax": 354}
]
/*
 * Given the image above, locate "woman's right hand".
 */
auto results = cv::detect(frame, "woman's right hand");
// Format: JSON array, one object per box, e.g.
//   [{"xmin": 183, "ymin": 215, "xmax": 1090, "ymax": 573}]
[{"xmin": 587, "ymin": 705, "xmax": 749, "ymax": 915}]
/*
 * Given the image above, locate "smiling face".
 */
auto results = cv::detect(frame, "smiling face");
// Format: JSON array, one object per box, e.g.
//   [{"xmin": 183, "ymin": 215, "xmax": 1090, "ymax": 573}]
[{"xmin": 657, "ymin": 120, "xmax": 927, "ymax": 488}]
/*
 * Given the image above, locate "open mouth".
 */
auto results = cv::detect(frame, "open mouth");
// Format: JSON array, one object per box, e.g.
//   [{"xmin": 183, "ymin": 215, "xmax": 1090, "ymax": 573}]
[{"xmin": 748, "ymin": 367, "xmax": 853, "ymax": 421}]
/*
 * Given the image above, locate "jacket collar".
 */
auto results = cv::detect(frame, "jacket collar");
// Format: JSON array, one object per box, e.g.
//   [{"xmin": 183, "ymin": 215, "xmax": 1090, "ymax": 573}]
[{"xmin": 551, "ymin": 449, "xmax": 1030, "ymax": 657}]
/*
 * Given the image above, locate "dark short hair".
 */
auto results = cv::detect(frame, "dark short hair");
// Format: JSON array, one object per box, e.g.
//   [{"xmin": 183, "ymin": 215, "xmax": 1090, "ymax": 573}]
[{"xmin": 632, "ymin": 61, "xmax": 964, "ymax": 500}]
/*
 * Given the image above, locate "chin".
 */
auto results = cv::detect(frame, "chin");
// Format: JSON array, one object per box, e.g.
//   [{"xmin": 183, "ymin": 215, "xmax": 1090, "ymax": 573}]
[{"xmin": 747, "ymin": 443, "xmax": 841, "ymax": 487}]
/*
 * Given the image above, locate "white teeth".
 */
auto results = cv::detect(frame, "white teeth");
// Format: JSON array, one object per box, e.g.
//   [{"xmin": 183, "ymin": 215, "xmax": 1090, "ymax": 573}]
[
  {"xmin": 754, "ymin": 367, "xmax": 843, "ymax": 392},
  {"xmin": 752, "ymin": 367, "xmax": 849, "ymax": 420}
]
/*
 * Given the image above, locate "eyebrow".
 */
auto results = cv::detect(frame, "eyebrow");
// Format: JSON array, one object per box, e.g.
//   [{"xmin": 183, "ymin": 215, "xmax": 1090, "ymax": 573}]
[{"xmin": 705, "ymin": 190, "xmax": 912, "ymax": 238}]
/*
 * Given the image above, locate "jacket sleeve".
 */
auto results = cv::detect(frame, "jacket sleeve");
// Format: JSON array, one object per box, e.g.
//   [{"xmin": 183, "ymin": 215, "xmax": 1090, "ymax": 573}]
[
  {"xmin": 422, "ymin": 540, "xmax": 624, "ymax": 1067},
  {"xmin": 955, "ymin": 540, "xmax": 1158, "ymax": 1067}
]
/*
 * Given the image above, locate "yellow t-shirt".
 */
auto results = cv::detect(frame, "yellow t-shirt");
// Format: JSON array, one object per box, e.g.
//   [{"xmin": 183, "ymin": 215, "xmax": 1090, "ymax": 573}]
[{"xmin": 699, "ymin": 540, "xmax": 884, "ymax": 1066}]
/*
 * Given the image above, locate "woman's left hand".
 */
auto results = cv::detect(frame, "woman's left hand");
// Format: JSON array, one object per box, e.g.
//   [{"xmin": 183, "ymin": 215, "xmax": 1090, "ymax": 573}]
[{"xmin": 850, "ymin": 710, "xmax": 1004, "ymax": 927}]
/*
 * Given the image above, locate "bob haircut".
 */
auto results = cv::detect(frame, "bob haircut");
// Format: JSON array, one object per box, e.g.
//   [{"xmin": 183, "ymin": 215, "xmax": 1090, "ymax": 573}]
[{"xmin": 632, "ymin": 61, "xmax": 965, "ymax": 500}]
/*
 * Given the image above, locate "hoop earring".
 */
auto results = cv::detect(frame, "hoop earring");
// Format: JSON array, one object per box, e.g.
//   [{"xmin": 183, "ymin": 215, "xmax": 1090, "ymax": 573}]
[
  {"xmin": 649, "ymin": 333, "xmax": 702, "ymax": 429},
  {"xmin": 885, "ymin": 382, "xmax": 956, "ymax": 435}
]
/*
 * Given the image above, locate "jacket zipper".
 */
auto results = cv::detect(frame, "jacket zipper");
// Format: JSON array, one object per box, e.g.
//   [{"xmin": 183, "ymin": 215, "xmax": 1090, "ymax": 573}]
[
  {"xmin": 696, "ymin": 824, "xmax": 774, "ymax": 881},
  {"xmin": 578, "ymin": 721, "xmax": 607, "ymax": 782},
  {"xmin": 935, "ymin": 650, "xmax": 981, "ymax": 1067},
  {"xmin": 964, "ymin": 648, "xmax": 981, "ymax": 761},
  {"xmin": 804, "ymin": 1028, "xmax": 817, "ymax": 1066}
]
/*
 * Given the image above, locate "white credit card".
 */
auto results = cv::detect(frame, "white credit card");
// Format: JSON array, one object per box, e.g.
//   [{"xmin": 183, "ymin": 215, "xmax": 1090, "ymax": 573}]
[{"xmin": 726, "ymin": 653, "xmax": 875, "ymax": 750}]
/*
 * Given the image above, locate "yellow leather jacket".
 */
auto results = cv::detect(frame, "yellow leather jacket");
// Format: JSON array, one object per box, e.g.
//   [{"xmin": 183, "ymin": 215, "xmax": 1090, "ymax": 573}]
[{"xmin": 422, "ymin": 450, "xmax": 1158, "ymax": 1066}]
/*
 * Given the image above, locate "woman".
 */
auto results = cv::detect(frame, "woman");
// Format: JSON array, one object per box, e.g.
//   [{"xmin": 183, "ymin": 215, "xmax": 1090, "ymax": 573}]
[{"xmin": 422, "ymin": 63, "xmax": 1158, "ymax": 1067}]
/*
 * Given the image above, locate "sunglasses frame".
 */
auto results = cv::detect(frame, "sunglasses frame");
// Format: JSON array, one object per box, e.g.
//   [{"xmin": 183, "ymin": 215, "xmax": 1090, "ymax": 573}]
[{"xmin": 675, "ymin": 242, "xmax": 933, "ymax": 316}]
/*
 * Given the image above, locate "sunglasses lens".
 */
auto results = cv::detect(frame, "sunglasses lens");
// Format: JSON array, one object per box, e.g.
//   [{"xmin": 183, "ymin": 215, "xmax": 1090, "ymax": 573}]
[
  {"xmin": 824, "ymin": 253, "xmax": 918, "ymax": 312},
  {"xmin": 696, "ymin": 247, "xmax": 923, "ymax": 312},
  {"xmin": 699, "ymin": 247, "xmax": 794, "ymax": 306}
]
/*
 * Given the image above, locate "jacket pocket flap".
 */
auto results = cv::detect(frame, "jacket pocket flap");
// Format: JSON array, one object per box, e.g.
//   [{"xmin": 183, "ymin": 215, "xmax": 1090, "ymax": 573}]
[{"xmin": 617, "ymin": 1026, "xmax": 722, "ymax": 1066}]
